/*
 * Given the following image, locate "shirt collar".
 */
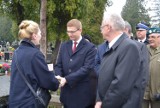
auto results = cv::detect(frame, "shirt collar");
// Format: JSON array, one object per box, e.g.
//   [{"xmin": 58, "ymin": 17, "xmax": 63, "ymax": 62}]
[
  {"xmin": 109, "ymin": 33, "xmax": 122, "ymax": 49},
  {"xmin": 72, "ymin": 35, "xmax": 82, "ymax": 45},
  {"xmin": 138, "ymin": 37, "xmax": 146, "ymax": 42}
]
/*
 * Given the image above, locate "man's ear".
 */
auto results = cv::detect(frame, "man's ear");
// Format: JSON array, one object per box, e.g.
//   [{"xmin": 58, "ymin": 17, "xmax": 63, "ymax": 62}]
[{"xmin": 79, "ymin": 29, "xmax": 82, "ymax": 33}]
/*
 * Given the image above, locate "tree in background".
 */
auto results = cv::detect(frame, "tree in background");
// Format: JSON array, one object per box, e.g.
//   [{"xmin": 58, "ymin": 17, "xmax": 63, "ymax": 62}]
[
  {"xmin": 146, "ymin": 0, "xmax": 160, "ymax": 27},
  {"xmin": 121, "ymin": 0, "xmax": 150, "ymax": 36},
  {"xmin": 40, "ymin": 0, "xmax": 47, "ymax": 57},
  {"xmin": 0, "ymin": 0, "xmax": 40, "ymax": 40},
  {"xmin": 0, "ymin": 0, "xmax": 109, "ymax": 63},
  {"xmin": 82, "ymin": 0, "xmax": 112, "ymax": 45},
  {"xmin": 0, "ymin": 15, "xmax": 14, "ymax": 44}
]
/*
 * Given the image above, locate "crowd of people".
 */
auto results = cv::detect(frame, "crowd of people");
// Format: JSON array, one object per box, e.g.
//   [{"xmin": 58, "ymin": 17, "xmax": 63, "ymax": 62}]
[{"xmin": 8, "ymin": 12, "xmax": 160, "ymax": 108}]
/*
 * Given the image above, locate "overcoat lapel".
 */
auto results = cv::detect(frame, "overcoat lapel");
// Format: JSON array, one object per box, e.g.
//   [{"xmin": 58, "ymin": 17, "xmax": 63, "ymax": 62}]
[
  {"xmin": 66, "ymin": 40, "xmax": 73, "ymax": 56},
  {"xmin": 111, "ymin": 33, "xmax": 128, "ymax": 50},
  {"xmin": 75, "ymin": 38, "xmax": 85, "ymax": 54},
  {"xmin": 103, "ymin": 33, "xmax": 128, "ymax": 56}
]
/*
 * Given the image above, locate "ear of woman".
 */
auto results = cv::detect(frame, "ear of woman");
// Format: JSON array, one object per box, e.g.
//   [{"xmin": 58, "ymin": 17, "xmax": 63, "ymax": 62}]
[{"xmin": 31, "ymin": 33, "xmax": 37, "ymax": 40}]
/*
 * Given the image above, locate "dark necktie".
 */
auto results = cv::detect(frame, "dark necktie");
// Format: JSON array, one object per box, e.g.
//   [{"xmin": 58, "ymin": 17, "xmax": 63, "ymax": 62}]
[
  {"xmin": 106, "ymin": 41, "xmax": 109, "ymax": 52},
  {"xmin": 72, "ymin": 41, "xmax": 77, "ymax": 53}
]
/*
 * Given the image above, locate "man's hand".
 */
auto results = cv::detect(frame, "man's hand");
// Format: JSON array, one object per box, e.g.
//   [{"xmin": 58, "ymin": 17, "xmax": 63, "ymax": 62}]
[
  {"xmin": 55, "ymin": 76, "xmax": 67, "ymax": 87},
  {"xmin": 55, "ymin": 75, "xmax": 62, "ymax": 82},
  {"xmin": 59, "ymin": 77, "xmax": 67, "ymax": 87},
  {"xmin": 95, "ymin": 101, "xmax": 102, "ymax": 108}
]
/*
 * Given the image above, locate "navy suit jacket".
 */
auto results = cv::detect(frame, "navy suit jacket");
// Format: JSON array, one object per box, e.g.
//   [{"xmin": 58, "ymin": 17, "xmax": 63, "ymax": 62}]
[
  {"xmin": 135, "ymin": 38, "xmax": 149, "ymax": 45},
  {"xmin": 94, "ymin": 41, "xmax": 108, "ymax": 75},
  {"xmin": 54, "ymin": 38, "xmax": 97, "ymax": 108}
]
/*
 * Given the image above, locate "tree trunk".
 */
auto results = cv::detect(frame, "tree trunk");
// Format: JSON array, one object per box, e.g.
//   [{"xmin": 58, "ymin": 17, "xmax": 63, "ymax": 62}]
[
  {"xmin": 40, "ymin": 0, "xmax": 47, "ymax": 58},
  {"xmin": 52, "ymin": 38, "xmax": 61, "ymax": 65}
]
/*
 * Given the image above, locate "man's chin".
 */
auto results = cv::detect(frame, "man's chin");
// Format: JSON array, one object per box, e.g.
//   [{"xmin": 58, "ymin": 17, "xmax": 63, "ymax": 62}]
[{"xmin": 70, "ymin": 38, "xmax": 75, "ymax": 41}]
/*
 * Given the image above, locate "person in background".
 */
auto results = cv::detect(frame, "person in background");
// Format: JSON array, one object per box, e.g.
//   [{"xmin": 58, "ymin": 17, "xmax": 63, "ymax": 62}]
[
  {"xmin": 95, "ymin": 12, "xmax": 142, "ymax": 108},
  {"xmin": 9, "ymin": 20, "xmax": 59, "ymax": 108},
  {"xmin": 142, "ymin": 27, "xmax": 160, "ymax": 108},
  {"xmin": 136, "ymin": 22, "xmax": 149, "ymax": 44},
  {"xmin": 94, "ymin": 40, "xmax": 108, "ymax": 76},
  {"xmin": 54, "ymin": 19, "xmax": 96, "ymax": 108},
  {"xmin": 83, "ymin": 34, "xmax": 92, "ymax": 42},
  {"xmin": 124, "ymin": 21, "xmax": 134, "ymax": 39},
  {"xmin": 124, "ymin": 20, "xmax": 150, "ymax": 108},
  {"xmin": 94, "ymin": 26, "xmax": 109, "ymax": 76}
]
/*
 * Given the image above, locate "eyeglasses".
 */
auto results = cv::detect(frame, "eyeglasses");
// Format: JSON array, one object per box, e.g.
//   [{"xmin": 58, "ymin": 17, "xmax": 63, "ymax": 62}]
[{"xmin": 67, "ymin": 29, "xmax": 79, "ymax": 34}]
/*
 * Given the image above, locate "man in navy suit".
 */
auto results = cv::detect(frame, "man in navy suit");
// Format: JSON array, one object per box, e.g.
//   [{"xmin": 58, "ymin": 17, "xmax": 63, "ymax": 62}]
[
  {"xmin": 54, "ymin": 19, "xmax": 97, "ymax": 108},
  {"xmin": 94, "ymin": 41, "xmax": 108, "ymax": 75}
]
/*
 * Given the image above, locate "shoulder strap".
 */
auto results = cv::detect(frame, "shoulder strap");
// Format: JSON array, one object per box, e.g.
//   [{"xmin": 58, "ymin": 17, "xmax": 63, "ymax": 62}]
[{"xmin": 14, "ymin": 51, "xmax": 38, "ymax": 98}]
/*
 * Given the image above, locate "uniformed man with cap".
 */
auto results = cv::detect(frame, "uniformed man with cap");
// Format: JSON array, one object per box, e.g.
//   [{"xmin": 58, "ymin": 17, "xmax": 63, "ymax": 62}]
[
  {"xmin": 136, "ymin": 22, "xmax": 149, "ymax": 44},
  {"xmin": 143, "ymin": 27, "xmax": 160, "ymax": 108}
]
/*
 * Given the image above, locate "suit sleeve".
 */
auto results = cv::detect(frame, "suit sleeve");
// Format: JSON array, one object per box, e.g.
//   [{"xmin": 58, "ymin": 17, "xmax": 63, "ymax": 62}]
[
  {"xmin": 102, "ymin": 43, "xmax": 141, "ymax": 107},
  {"xmin": 54, "ymin": 43, "xmax": 64, "ymax": 76},
  {"xmin": 94, "ymin": 47, "xmax": 101, "ymax": 76},
  {"xmin": 32, "ymin": 52, "xmax": 59, "ymax": 91}
]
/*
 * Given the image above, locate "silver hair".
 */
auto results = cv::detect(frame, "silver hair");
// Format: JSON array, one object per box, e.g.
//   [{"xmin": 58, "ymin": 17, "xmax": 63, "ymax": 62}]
[
  {"xmin": 102, "ymin": 12, "xmax": 125, "ymax": 31},
  {"xmin": 124, "ymin": 21, "xmax": 132, "ymax": 34}
]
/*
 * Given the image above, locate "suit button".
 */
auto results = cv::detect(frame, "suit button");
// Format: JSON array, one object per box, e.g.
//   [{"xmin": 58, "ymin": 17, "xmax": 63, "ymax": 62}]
[
  {"xmin": 69, "ymin": 69, "xmax": 71, "ymax": 72},
  {"xmin": 70, "ymin": 59, "xmax": 72, "ymax": 62}
]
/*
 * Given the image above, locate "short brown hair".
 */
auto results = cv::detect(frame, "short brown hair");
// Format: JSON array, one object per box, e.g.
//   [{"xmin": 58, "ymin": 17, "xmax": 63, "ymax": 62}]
[
  {"xmin": 18, "ymin": 20, "xmax": 39, "ymax": 39},
  {"xmin": 67, "ymin": 19, "xmax": 82, "ymax": 29}
]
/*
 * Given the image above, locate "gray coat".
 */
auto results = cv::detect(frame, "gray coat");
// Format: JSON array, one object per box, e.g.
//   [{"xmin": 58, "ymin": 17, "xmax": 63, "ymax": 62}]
[{"xmin": 97, "ymin": 34, "xmax": 146, "ymax": 108}]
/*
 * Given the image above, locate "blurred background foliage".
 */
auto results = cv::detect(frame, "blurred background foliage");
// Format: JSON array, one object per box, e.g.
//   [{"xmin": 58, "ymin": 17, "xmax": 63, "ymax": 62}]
[
  {"xmin": 0, "ymin": 0, "xmax": 151, "ymax": 63},
  {"xmin": 0, "ymin": 0, "xmax": 109, "ymax": 63}
]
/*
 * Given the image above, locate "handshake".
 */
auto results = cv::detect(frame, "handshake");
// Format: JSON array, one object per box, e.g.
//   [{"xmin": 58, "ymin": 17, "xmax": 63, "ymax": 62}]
[{"xmin": 55, "ymin": 75, "xmax": 67, "ymax": 88}]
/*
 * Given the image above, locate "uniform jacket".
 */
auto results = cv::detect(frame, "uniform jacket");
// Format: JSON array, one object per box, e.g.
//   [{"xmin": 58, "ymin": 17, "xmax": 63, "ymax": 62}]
[
  {"xmin": 135, "ymin": 38, "xmax": 149, "ymax": 45},
  {"xmin": 144, "ymin": 46, "xmax": 160, "ymax": 100},
  {"xmin": 97, "ymin": 34, "xmax": 143, "ymax": 108},
  {"xmin": 54, "ymin": 38, "xmax": 96, "ymax": 108},
  {"xmin": 9, "ymin": 39, "xmax": 59, "ymax": 108}
]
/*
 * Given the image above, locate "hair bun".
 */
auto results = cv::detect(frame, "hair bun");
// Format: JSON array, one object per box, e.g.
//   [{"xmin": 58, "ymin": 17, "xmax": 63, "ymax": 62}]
[{"xmin": 19, "ymin": 21, "xmax": 30, "ymax": 29}]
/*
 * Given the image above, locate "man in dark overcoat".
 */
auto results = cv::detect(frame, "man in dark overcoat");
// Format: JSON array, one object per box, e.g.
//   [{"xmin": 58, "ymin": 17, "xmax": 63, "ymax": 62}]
[
  {"xmin": 54, "ymin": 19, "xmax": 97, "ymax": 108},
  {"xmin": 95, "ymin": 12, "xmax": 146, "ymax": 108}
]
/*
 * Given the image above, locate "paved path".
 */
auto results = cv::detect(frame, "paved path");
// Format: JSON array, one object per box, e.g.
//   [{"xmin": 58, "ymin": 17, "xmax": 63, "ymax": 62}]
[{"xmin": 0, "ymin": 75, "xmax": 10, "ymax": 97}]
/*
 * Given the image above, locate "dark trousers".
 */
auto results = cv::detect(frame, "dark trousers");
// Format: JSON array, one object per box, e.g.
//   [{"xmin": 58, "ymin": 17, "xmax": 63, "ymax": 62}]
[{"xmin": 63, "ymin": 104, "xmax": 94, "ymax": 108}]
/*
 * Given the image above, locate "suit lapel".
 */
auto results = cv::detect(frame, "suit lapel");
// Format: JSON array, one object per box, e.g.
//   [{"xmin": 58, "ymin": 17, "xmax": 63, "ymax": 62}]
[
  {"xmin": 66, "ymin": 40, "xmax": 73, "ymax": 56},
  {"xmin": 75, "ymin": 38, "xmax": 86, "ymax": 53},
  {"xmin": 111, "ymin": 33, "xmax": 128, "ymax": 50},
  {"xmin": 103, "ymin": 33, "xmax": 127, "ymax": 56}
]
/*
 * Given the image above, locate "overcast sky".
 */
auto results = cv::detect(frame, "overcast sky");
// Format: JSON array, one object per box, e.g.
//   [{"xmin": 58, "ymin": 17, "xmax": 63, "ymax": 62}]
[{"xmin": 106, "ymin": 0, "xmax": 126, "ymax": 14}]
